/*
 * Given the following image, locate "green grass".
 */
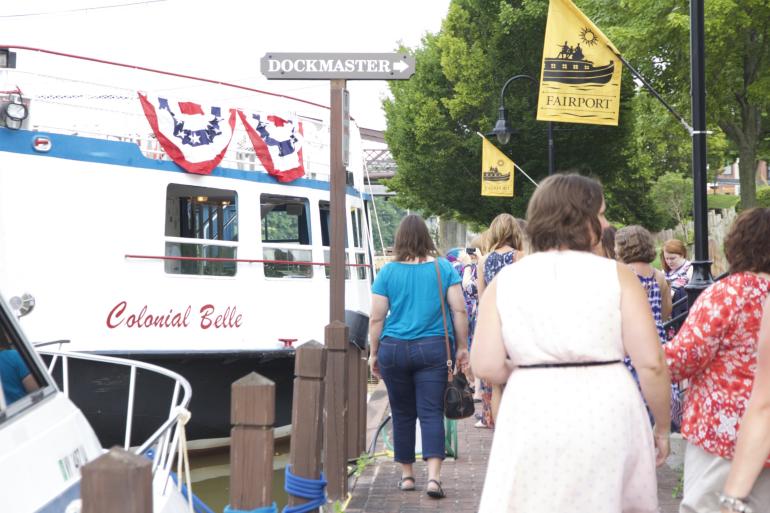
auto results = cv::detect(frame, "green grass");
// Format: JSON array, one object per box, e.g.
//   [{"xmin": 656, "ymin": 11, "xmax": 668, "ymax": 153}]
[{"xmin": 707, "ymin": 193, "xmax": 740, "ymax": 210}]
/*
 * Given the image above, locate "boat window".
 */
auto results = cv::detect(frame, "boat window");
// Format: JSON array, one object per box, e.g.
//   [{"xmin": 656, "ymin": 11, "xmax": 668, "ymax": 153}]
[
  {"xmin": 319, "ymin": 201, "xmax": 348, "ymax": 247},
  {"xmin": 350, "ymin": 208, "xmax": 363, "ymax": 249},
  {"xmin": 355, "ymin": 253, "xmax": 368, "ymax": 280},
  {"xmin": 0, "ymin": 309, "xmax": 47, "ymax": 415},
  {"xmin": 323, "ymin": 250, "xmax": 350, "ymax": 280},
  {"xmin": 261, "ymin": 195, "xmax": 311, "ymax": 244},
  {"xmin": 263, "ymin": 248, "xmax": 313, "ymax": 279},
  {"xmin": 164, "ymin": 184, "xmax": 238, "ymax": 276}
]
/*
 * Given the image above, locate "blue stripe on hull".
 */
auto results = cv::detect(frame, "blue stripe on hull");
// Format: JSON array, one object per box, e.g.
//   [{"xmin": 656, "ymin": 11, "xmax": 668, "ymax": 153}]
[{"xmin": 0, "ymin": 129, "xmax": 368, "ymax": 199}]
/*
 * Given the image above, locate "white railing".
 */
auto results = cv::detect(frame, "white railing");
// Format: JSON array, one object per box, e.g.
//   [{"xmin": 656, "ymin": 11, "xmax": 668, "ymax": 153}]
[{"xmin": 40, "ymin": 349, "xmax": 192, "ymax": 487}]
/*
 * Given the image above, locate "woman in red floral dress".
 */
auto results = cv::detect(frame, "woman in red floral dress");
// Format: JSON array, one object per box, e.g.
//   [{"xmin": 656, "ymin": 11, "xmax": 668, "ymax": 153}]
[{"xmin": 664, "ymin": 207, "xmax": 770, "ymax": 513}]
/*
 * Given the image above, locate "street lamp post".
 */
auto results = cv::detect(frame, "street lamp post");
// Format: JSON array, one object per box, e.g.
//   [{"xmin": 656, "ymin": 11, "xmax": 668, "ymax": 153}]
[
  {"xmin": 490, "ymin": 74, "xmax": 554, "ymax": 175},
  {"xmin": 686, "ymin": 0, "xmax": 713, "ymax": 304}
]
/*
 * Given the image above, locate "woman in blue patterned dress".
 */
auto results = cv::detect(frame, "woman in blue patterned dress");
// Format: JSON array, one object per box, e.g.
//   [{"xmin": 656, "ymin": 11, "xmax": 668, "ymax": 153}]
[
  {"xmin": 615, "ymin": 225, "xmax": 683, "ymax": 430},
  {"xmin": 474, "ymin": 214, "xmax": 524, "ymax": 428}
]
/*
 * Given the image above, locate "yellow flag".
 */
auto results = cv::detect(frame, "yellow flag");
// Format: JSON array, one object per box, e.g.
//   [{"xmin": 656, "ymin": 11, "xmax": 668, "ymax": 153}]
[
  {"xmin": 536, "ymin": 0, "xmax": 622, "ymax": 126},
  {"xmin": 481, "ymin": 136, "xmax": 514, "ymax": 197}
]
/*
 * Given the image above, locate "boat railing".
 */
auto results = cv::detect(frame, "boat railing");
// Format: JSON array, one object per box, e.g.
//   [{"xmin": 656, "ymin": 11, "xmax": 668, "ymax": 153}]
[{"xmin": 39, "ymin": 349, "xmax": 192, "ymax": 484}]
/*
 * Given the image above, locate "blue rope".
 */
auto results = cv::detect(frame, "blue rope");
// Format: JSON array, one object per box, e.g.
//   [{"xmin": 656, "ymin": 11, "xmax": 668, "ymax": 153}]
[
  {"xmin": 143, "ymin": 449, "xmax": 217, "ymax": 513},
  {"xmin": 282, "ymin": 465, "xmax": 327, "ymax": 513},
  {"xmin": 224, "ymin": 504, "xmax": 278, "ymax": 513}
]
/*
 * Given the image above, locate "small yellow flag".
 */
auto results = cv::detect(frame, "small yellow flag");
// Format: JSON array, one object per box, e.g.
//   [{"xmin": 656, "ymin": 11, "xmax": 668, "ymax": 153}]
[
  {"xmin": 536, "ymin": 0, "xmax": 623, "ymax": 126},
  {"xmin": 481, "ymin": 136, "xmax": 514, "ymax": 197}
]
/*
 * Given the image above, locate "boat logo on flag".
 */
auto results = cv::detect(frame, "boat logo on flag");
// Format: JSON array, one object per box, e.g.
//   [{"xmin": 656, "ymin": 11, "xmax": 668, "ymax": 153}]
[
  {"xmin": 238, "ymin": 111, "xmax": 305, "ymax": 183},
  {"xmin": 537, "ymin": 0, "xmax": 623, "ymax": 126},
  {"xmin": 138, "ymin": 93, "xmax": 236, "ymax": 175}
]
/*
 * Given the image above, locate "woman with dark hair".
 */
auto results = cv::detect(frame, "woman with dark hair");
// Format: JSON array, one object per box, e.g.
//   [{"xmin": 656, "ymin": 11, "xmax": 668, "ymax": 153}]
[
  {"xmin": 472, "ymin": 174, "xmax": 671, "ymax": 513},
  {"xmin": 615, "ymin": 225, "xmax": 681, "ymax": 431},
  {"xmin": 665, "ymin": 208, "xmax": 770, "ymax": 513},
  {"xmin": 368, "ymin": 214, "xmax": 469, "ymax": 499},
  {"xmin": 601, "ymin": 225, "xmax": 617, "ymax": 260}
]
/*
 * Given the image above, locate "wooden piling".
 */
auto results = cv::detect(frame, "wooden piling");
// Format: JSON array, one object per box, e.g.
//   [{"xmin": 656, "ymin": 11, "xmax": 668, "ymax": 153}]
[
  {"xmin": 81, "ymin": 447, "xmax": 152, "ymax": 513},
  {"xmin": 288, "ymin": 340, "xmax": 327, "ymax": 512},
  {"xmin": 324, "ymin": 320, "xmax": 349, "ymax": 500},
  {"xmin": 346, "ymin": 345, "xmax": 369, "ymax": 460},
  {"xmin": 357, "ymin": 353, "xmax": 368, "ymax": 456},
  {"xmin": 230, "ymin": 372, "xmax": 275, "ymax": 510}
]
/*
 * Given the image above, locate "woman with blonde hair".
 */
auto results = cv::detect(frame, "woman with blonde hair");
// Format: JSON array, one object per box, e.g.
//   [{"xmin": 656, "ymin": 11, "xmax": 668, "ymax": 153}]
[{"xmin": 474, "ymin": 213, "xmax": 524, "ymax": 428}]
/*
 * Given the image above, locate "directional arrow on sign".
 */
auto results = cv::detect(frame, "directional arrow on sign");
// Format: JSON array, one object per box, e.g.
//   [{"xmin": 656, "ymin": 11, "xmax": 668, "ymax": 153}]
[{"xmin": 261, "ymin": 52, "xmax": 416, "ymax": 81}]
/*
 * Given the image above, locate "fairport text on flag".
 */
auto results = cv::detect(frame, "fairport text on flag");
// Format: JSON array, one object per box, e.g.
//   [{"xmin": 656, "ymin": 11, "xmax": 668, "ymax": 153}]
[{"xmin": 268, "ymin": 58, "xmax": 400, "ymax": 74}]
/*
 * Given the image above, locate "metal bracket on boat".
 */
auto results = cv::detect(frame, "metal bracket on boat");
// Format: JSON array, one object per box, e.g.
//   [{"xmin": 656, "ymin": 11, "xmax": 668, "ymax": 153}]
[{"xmin": 279, "ymin": 338, "xmax": 297, "ymax": 348}]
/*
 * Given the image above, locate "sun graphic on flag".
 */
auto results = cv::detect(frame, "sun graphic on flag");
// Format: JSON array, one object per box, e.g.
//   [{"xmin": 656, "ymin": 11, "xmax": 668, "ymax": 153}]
[{"xmin": 579, "ymin": 27, "xmax": 598, "ymax": 46}]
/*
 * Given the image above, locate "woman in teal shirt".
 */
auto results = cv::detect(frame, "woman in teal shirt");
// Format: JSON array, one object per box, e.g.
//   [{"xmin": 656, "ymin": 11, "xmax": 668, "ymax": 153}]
[{"xmin": 368, "ymin": 214, "xmax": 469, "ymax": 499}]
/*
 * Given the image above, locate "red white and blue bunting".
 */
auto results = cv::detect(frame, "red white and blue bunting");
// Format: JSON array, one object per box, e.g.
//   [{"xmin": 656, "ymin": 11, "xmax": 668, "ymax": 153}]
[
  {"xmin": 238, "ymin": 111, "xmax": 305, "ymax": 183},
  {"xmin": 139, "ymin": 93, "xmax": 306, "ymax": 182},
  {"xmin": 138, "ymin": 93, "xmax": 236, "ymax": 175}
]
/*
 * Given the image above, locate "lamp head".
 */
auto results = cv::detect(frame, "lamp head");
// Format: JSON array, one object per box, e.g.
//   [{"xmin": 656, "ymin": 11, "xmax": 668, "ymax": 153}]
[{"xmin": 491, "ymin": 106, "xmax": 513, "ymax": 145}]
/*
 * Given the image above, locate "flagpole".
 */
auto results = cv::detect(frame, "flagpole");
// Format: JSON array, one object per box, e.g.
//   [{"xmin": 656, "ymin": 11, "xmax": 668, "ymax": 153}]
[
  {"xmin": 476, "ymin": 132, "xmax": 539, "ymax": 187},
  {"xmin": 607, "ymin": 45, "xmax": 694, "ymax": 135}
]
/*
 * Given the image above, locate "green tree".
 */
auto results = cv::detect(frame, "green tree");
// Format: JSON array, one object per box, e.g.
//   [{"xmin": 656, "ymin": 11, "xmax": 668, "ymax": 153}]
[
  {"xmin": 650, "ymin": 172, "xmax": 694, "ymax": 241},
  {"xmin": 383, "ymin": 0, "xmax": 661, "ymax": 228},
  {"xmin": 582, "ymin": 0, "xmax": 770, "ymax": 208},
  {"xmin": 368, "ymin": 196, "xmax": 407, "ymax": 251}
]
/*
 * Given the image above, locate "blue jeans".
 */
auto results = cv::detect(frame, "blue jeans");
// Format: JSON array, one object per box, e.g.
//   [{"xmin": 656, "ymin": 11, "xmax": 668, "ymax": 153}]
[{"xmin": 378, "ymin": 336, "xmax": 449, "ymax": 463}]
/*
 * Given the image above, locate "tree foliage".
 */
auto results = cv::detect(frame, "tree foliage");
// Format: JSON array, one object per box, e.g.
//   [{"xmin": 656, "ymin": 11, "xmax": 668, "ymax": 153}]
[
  {"xmin": 383, "ymin": 0, "xmax": 662, "ymax": 229},
  {"xmin": 650, "ymin": 172, "xmax": 694, "ymax": 241},
  {"xmin": 581, "ymin": 0, "xmax": 770, "ymax": 208}
]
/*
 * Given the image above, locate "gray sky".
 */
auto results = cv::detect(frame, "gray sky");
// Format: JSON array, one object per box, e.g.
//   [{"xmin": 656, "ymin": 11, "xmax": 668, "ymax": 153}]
[{"xmin": 0, "ymin": 0, "xmax": 450, "ymax": 129}]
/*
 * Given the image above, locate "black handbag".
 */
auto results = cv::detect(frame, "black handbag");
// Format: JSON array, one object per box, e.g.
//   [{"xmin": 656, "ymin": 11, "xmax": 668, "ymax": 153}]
[{"xmin": 434, "ymin": 260, "xmax": 475, "ymax": 420}]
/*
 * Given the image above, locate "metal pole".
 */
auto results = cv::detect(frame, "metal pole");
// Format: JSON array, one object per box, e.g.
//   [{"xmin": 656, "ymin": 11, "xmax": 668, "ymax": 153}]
[
  {"xmin": 686, "ymin": 0, "xmax": 713, "ymax": 304},
  {"xmin": 547, "ymin": 121, "xmax": 555, "ymax": 175},
  {"xmin": 329, "ymin": 79, "xmax": 347, "ymax": 323}
]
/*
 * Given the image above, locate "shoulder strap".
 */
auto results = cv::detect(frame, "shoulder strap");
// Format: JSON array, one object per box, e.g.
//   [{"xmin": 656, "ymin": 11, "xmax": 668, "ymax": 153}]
[{"xmin": 434, "ymin": 259, "xmax": 453, "ymax": 380}]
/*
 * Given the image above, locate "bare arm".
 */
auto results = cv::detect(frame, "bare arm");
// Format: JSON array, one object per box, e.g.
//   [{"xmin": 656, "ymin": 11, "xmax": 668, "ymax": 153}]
[
  {"xmin": 722, "ymin": 295, "xmax": 770, "ymax": 501},
  {"xmin": 470, "ymin": 279, "xmax": 511, "ymax": 384},
  {"xmin": 368, "ymin": 293, "xmax": 389, "ymax": 378},
  {"xmin": 619, "ymin": 263, "xmax": 671, "ymax": 465},
  {"xmin": 447, "ymin": 283, "xmax": 469, "ymax": 372},
  {"xmin": 22, "ymin": 374, "xmax": 39, "ymax": 394}
]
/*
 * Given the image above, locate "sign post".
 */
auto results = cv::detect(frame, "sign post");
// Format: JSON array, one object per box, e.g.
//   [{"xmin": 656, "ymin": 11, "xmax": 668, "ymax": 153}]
[{"xmin": 262, "ymin": 51, "xmax": 414, "ymax": 501}]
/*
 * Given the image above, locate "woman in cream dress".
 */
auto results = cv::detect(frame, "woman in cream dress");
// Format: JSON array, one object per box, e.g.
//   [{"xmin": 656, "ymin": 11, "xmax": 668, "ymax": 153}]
[{"xmin": 471, "ymin": 174, "xmax": 672, "ymax": 513}]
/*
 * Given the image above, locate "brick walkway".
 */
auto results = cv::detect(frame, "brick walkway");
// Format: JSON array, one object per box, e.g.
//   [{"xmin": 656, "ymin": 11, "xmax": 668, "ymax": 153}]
[{"xmin": 348, "ymin": 397, "xmax": 683, "ymax": 513}]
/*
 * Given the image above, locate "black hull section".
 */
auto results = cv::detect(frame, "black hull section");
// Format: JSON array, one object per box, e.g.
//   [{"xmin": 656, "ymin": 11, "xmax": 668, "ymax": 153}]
[
  {"xmin": 45, "ymin": 350, "xmax": 295, "ymax": 446},
  {"xmin": 543, "ymin": 58, "xmax": 614, "ymax": 85}
]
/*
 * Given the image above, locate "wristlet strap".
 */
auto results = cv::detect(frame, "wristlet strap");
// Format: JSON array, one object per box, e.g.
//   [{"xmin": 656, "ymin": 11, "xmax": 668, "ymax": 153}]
[{"xmin": 434, "ymin": 259, "xmax": 453, "ymax": 381}]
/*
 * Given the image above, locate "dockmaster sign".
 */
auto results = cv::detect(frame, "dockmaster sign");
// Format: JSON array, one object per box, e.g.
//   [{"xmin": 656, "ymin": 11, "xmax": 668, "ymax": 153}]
[{"xmin": 261, "ymin": 53, "xmax": 416, "ymax": 80}]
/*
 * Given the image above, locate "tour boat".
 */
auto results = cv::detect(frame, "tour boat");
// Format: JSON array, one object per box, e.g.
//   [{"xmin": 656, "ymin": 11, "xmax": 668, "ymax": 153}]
[
  {"xmin": 0, "ymin": 46, "xmax": 374, "ymax": 444},
  {"xmin": 0, "ymin": 292, "xmax": 193, "ymax": 513}
]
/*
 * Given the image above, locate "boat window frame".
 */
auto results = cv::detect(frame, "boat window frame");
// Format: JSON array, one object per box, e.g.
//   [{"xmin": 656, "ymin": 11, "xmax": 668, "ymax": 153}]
[
  {"xmin": 164, "ymin": 184, "xmax": 239, "ymax": 277},
  {"xmin": 0, "ymin": 301, "xmax": 56, "ymax": 424}
]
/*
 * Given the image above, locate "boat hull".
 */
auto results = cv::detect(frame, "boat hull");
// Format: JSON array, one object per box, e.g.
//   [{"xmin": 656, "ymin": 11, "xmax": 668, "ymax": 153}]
[
  {"xmin": 45, "ymin": 350, "xmax": 295, "ymax": 445},
  {"xmin": 542, "ymin": 58, "xmax": 615, "ymax": 85}
]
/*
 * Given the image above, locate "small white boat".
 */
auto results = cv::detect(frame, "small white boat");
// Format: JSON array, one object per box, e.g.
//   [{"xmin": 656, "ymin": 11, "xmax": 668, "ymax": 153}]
[{"xmin": 0, "ymin": 293, "xmax": 195, "ymax": 513}]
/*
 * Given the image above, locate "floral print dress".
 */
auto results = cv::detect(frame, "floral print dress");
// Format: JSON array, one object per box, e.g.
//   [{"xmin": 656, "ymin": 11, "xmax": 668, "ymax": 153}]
[
  {"xmin": 478, "ymin": 250, "xmax": 516, "ymax": 429},
  {"xmin": 664, "ymin": 272, "xmax": 770, "ymax": 463}
]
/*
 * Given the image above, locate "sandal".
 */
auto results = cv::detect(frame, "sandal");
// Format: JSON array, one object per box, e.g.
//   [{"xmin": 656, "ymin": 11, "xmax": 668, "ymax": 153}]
[
  {"xmin": 426, "ymin": 479, "xmax": 445, "ymax": 499},
  {"xmin": 397, "ymin": 476, "xmax": 415, "ymax": 491}
]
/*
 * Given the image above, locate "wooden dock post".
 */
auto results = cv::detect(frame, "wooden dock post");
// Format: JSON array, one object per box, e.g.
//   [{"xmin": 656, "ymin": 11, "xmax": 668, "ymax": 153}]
[
  {"xmin": 346, "ymin": 344, "xmax": 368, "ymax": 460},
  {"xmin": 324, "ymin": 320, "xmax": 349, "ymax": 500},
  {"xmin": 230, "ymin": 372, "xmax": 275, "ymax": 510},
  {"xmin": 81, "ymin": 447, "xmax": 152, "ymax": 513},
  {"xmin": 288, "ymin": 340, "xmax": 327, "ymax": 512}
]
